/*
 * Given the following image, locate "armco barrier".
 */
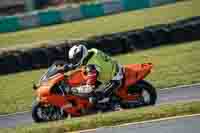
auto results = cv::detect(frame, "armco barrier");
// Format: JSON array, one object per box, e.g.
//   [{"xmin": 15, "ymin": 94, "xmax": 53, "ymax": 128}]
[
  {"xmin": 0, "ymin": 16, "xmax": 21, "ymax": 32},
  {"xmin": 38, "ymin": 10, "xmax": 62, "ymax": 26},
  {"xmin": 0, "ymin": 16, "xmax": 200, "ymax": 75},
  {"xmin": 150, "ymin": 0, "xmax": 175, "ymax": 6},
  {"xmin": 61, "ymin": 7, "xmax": 83, "ymax": 21},
  {"xmin": 102, "ymin": 0, "xmax": 124, "ymax": 14},
  {"xmin": 19, "ymin": 12, "xmax": 39, "ymax": 28},
  {"xmin": 122, "ymin": 0, "xmax": 150, "ymax": 11},
  {"xmin": 80, "ymin": 3, "xmax": 105, "ymax": 18},
  {"xmin": 0, "ymin": 0, "xmax": 179, "ymax": 33}
]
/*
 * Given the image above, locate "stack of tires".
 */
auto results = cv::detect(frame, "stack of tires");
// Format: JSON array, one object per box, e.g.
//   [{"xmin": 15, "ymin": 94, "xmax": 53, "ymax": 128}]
[{"xmin": 0, "ymin": 16, "xmax": 200, "ymax": 75}]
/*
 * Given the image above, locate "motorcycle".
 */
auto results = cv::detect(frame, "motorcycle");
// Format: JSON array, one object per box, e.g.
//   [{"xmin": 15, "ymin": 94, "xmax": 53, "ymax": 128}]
[{"xmin": 32, "ymin": 61, "xmax": 157, "ymax": 122}]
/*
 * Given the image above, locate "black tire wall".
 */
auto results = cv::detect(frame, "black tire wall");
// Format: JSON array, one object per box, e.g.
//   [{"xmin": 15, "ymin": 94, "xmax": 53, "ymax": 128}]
[{"xmin": 1, "ymin": 16, "xmax": 200, "ymax": 75}]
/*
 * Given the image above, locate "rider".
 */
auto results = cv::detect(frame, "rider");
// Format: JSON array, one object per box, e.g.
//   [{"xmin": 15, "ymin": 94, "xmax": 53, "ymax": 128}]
[{"xmin": 66, "ymin": 45, "xmax": 124, "ymax": 108}]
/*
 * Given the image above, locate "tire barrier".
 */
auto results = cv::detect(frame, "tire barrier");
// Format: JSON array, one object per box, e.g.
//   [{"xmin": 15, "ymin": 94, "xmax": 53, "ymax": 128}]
[
  {"xmin": 17, "ymin": 51, "xmax": 33, "ymax": 70},
  {"xmin": 0, "ymin": 16, "xmax": 200, "ymax": 75},
  {"xmin": 169, "ymin": 17, "xmax": 200, "ymax": 43},
  {"xmin": 0, "ymin": 0, "xmax": 182, "ymax": 33},
  {"xmin": 0, "ymin": 53, "xmax": 21, "ymax": 74}
]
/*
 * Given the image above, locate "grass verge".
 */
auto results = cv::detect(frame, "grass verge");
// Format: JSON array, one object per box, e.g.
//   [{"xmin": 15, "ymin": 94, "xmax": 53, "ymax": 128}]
[
  {"xmin": 0, "ymin": 40, "xmax": 200, "ymax": 114},
  {"xmin": 1, "ymin": 101, "xmax": 200, "ymax": 133},
  {"xmin": 0, "ymin": 0, "xmax": 198, "ymax": 48}
]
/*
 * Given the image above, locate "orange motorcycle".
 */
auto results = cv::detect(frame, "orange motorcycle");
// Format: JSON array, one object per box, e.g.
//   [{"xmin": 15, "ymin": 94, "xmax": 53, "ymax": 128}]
[{"xmin": 32, "ymin": 61, "xmax": 157, "ymax": 122}]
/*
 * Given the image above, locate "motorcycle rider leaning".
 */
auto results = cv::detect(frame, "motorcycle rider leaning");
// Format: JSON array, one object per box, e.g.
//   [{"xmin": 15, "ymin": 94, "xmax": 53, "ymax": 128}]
[{"xmin": 65, "ymin": 45, "xmax": 123, "ymax": 109}]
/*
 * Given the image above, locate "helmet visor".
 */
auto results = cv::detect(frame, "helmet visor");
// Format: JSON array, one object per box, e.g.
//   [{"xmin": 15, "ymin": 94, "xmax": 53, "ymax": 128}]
[{"xmin": 69, "ymin": 50, "xmax": 83, "ymax": 66}]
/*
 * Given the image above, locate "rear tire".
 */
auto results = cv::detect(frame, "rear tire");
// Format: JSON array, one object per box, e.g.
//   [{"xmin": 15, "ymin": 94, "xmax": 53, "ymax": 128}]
[
  {"xmin": 138, "ymin": 80, "xmax": 157, "ymax": 105},
  {"xmin": 121, "ymin": 80, "xmax": 157, "ymax": 108}
]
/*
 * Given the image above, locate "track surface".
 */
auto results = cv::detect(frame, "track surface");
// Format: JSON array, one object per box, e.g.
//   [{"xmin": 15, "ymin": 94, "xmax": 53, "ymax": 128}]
[
  {"xmin": 84, "ymin": 115, "xmax": 200, "ymax": 133},
  {"xmin": 0, "ymin": 85, "xmax": 200, "ymax": 128}
]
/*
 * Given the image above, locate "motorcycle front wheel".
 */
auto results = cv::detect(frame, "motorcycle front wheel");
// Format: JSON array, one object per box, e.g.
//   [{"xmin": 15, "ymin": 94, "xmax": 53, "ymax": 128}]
[{"xmin": 32, "ymin": 101, "xmax": 66, "ymax": 122}]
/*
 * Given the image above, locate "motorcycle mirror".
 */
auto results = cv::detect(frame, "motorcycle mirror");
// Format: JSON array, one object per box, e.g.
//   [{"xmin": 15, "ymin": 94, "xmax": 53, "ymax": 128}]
[{"xmin": 32, "ymin": 82, "xmax": 38, "ymax": 90}]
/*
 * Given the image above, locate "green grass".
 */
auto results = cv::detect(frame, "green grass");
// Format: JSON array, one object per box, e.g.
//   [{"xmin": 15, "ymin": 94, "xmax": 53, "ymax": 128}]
[
  {"xmin": 0, "ymin": 41, "xmax": 200, "ymax": 114},
  {"xmin": 0, "ymin": 0, "xmax": 198, "ymax": 48},
  {"xmin": 1, "ymin": 101, "xmax": 200, "ymax": 133}
]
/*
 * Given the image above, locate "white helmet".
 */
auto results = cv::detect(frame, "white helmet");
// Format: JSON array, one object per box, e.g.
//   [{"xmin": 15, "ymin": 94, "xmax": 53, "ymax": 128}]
[{"xmin": 68, "ymin": 45, "xmax": 88, "ymax": 66}]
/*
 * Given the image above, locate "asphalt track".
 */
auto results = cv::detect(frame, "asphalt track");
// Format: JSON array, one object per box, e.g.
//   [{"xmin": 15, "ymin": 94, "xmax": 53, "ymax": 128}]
[
  {"xmin": 0, "ymin": 84, "xmax": 200, "ymax": 128},
  {"xmin": 83, "ymin": 114, "xmax": 200, "ymax": 133}
]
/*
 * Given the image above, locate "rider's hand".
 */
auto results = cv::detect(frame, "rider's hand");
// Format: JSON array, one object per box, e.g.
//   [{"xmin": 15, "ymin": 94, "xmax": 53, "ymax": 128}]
[
  {"xmin": 63, "ymin": 63, "xmax": 76, "ymax": 72},
  {"xmin": 56, "ymin": 65, "xmax": 65, "ymax": 73}
]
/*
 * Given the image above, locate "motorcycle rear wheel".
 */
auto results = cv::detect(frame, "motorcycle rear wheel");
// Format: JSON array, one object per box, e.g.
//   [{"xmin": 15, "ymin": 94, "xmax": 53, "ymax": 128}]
[{"xmin": 121, "ymin": 80, "xmax": 157, "ymax": 108}]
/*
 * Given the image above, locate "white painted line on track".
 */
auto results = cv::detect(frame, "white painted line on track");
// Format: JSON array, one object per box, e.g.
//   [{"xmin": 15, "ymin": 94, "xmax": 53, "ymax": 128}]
[
  {"xmin": 77, "ymin": 113, "xmax": 200, "ymax": 133},
  {"xmin": 0, "ymin": 111, "xmax": 30, "ymax": 118},
  {"xmin": 160, "ymin": 83, "xmax": 200, "ymax": 91},
  {"xmin": 157, "ymin": 98, "xmax": 200, "ymax": 106}
]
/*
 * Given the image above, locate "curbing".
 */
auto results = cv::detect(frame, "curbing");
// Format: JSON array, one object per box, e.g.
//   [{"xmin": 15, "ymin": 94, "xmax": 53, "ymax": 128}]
[{"xmin": 0, "ymin": 0, "xmax": 180, "ymax": 33}]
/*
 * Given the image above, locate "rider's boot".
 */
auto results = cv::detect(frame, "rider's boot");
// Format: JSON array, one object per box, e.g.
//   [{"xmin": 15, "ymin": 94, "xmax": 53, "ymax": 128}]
[
  {"xmin": 89, "ymin": 91, "xmax": 109, "ymax": 105},
  {"xmin": 90, "ymin": 80, "xmax": 121, "ymax": 104}
]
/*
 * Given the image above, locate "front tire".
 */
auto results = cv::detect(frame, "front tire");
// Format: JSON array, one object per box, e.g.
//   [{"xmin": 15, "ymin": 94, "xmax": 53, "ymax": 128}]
[
  {"xmin": 32, "ymin": 102, "xmax": 44, "ymax": 122},
  {"xmin": 32, "ymin": 102, "xmax": 65, "ymax": 122}
]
